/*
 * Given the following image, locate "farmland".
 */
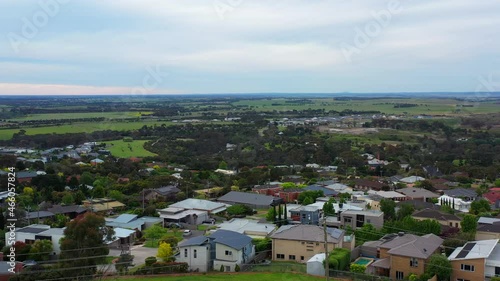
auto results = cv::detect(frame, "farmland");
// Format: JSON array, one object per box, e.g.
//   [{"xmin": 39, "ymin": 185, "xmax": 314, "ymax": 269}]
[{"xmin": 101, "ymin": 140, "xmax": 157, "ymax": 158}]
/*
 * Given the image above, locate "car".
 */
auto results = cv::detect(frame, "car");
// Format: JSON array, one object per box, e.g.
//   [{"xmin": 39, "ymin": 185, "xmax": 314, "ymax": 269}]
[
  {"xmin": 22, "ymin": 260, "xmax": 37, "ymax": 268},
  {"xmin": 202, "ymin": 218, "xmax": 216, "ymax": 224},
  {"xmin": 182, "ymin": 229, "xmax": 192, "ymax": 236},
  {"xmin": 167, "ymin": 222, "xmax": 183, "ymax": 229}
]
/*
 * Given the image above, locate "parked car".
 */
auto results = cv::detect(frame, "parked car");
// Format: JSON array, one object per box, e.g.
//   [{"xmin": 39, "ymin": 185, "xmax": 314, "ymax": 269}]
[
  {"xmin": 167, "ymin": 222, "xmax": 183, "ymax": 229},
  {"xmin": 202, "ymin": 218, "xmax": 216, "ymax": 224},
  {"xmin": 183, "ymin": 229, "xmax": 192, "ymax": 236}
]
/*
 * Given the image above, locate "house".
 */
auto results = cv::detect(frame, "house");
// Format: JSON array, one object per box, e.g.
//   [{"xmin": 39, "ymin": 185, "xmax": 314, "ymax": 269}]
[
  {"xmin": 105, "ymin": 214, "xmax": 162, "ymax": 231},
  {"xmin": 140, "ymin": 185, "xmax": 181, "ymax": 202},
  {"xmin": 170, "ymin": 198, "xmax": 228, "ymax": 215},
  {"xmin": 158, "ymin": 199, "xmax": 228, "ymax": 226},
  {"xmin": 443, "ymin": 188, "xmax": 477, "ymax": 201},
  {"xmin": 324, "ymin": 183, "xmax": 352, "ymax": 194},
  {"xmin": 217, "ymin": 218, "xmax": 275, "ymax": 238},
  {"xmin": 6, "ymin": 224, "xmax": 65, "ymax": 254},
  {"xmin": 304, "ymin": 185, "xmax": 340, "ymax": 197},
  {"xmin": 26, "ymin": 210, "xmax": 55, "ymax": 222},
  {"xmin": 396, "ymin": 187, "xmax": 439, "ymax": 202},
  {"xmin": 270, "ymin": 225, "xmax": 344, "ymax": 263},
  {"xmin": 105, "ymin": 227, "xmax": 136, "ymax": 249},
  {"xmin": 367, "ymin": 233, "xmax": 443, "ymax": 280},
  {"xmin": 437, "ymin": 195, "xmax": 472, "ymax": 213},
  {"xmin": 307, "ymin": 253, "xmax": 326, "ymax": 276},
  {"xmin": 217, "ymin": 191, "xmax": 283, "ymax": 209},
  {"xmin": 483, "ymin": 188, "xmax": 500, "ymax": 207},
  {"xmin": 177, "ymin": 236, "xmax": 212, "ymax": 272},
  {"xmin": 289, "ymin": 205, "xmax": 321, "ymax": 225},
  {"xmin": 329, "ymin": 210, "xmax": 384, "ymax": 230},
  {"xmin": 47, "ymin": 205, "xmax": 87, "ymax": 219},
  {"xmin": 423, "ymin": 166, "xmax": 442, "ymax": 178},
  {"xmin": 396, "ymin": 200, "xmax": 439, "ymax": 211},
  {"xmin": 448, "ymin": 239, "xmax": 500, "ymax": 280},
  {"xmin": 209, "ymin": 230, "xmax": 255, "ymax": 272},
  {"xmin": 399, "ymin": 176, "xmax": 425, "ymax": 185},
  {"xmin": 368, "ymin": 190, "xmax": 407, "ymax": 201},
  {"xmin": 90, "ymin": 158, "xmax": 104, "ymax": 165},
  {"xmin": 82, "ymin": 198, "xmax": 125, "ymax": 213},
  {"xmin": 354, "ymin": 179, "xmax": 386, "ymax": 191},
  {"xmin": 16, "ymin": 171, "xmax": 38, "ymax": 183},
  {"xmin": 412, "ymin": 209, "xmax": 462, "ymax": 229},
  {"xmin": 476, "ymin": 218, "xmax": 500, "ymax": 240}
]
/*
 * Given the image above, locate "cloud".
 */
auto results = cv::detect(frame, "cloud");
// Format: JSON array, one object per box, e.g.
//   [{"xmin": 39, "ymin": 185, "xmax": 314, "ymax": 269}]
[{"xmin": 0, "ymin": 83, "xmax": 181, "ymax": 95}]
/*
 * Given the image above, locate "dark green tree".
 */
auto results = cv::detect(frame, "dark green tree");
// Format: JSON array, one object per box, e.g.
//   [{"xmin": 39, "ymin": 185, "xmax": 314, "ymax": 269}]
[
  {"xmin": 380, "ymin": 199, "xmax": 396, "ymax": 221},
  {"xmin": 461, "ymin": 214, "xmax": 478, "ymax": 233},
  {"xmin": 425, "ymin": 254, "xmax": 452, "ymax": 281}
]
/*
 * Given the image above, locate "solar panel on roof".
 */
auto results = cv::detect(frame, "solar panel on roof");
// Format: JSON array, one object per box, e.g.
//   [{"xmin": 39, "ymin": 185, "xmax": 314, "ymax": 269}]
[{"xmin": 456, "ymin": 242, "xmax": 476, "ymax": 259}]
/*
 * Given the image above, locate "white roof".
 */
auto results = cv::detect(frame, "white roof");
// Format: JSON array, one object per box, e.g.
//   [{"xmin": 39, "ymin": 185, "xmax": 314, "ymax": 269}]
[
  {"xmin": 170, "ymin": 198, "xmax": 229, "ymax": 213},
  {"xmin": 478, "ymin": 217, "xmax": 500, "ymax": 224},
  {"xmin": 368, "ymin": 190, "xmax": 406, "ymax": 199},
  {"xmin": 159, "ymin": 209, "xmax": 206, "ymax": 220},
  {"xmin": 449, "ymin": 239, "xmax": 499, "ymax": 260},
  {"xmin": 307, "ymin": 253, "xmax": 326, "ymax": 263},
  {"xmin": 486, "ymin": 244, "xmax": 500, "ymax": 267},
  {"xmin": 400, "ymin": 176, "xmax": 425, "ymax": 183},
  {"xmin": 307, "ymin": 202, "xmax": 363, "ymax": 212},
  {"xmin": 113, "ymin": 227, "xmax": 136, "ymax": 238},
  {"xmin": 217, "ymin": 218, "xmax": 275, "ymax": 236}
]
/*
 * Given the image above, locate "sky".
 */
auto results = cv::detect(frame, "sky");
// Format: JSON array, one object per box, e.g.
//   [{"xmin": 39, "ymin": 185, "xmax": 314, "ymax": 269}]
[{"xmin": 1, "ymin": 0, "xmax": 500, "ymax": 95}]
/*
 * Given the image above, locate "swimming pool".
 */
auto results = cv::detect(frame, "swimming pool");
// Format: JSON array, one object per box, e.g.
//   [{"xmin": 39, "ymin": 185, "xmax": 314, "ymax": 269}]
[{"xmin": 353, "ymin": 257, "xmax": 374, "ymax": 266}]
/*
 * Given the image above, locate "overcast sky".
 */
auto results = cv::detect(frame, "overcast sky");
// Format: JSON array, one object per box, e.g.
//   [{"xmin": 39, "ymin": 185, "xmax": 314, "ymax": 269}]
[{"xmin": 1, "ymin": 0, "xmax": 499, "ymax": 95}]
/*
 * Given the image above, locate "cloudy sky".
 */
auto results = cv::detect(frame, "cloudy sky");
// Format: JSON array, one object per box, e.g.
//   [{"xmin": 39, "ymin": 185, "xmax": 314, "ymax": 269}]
[{"xmin": 1, "ymin": 0, "xmax": 499, "ymax": 95}]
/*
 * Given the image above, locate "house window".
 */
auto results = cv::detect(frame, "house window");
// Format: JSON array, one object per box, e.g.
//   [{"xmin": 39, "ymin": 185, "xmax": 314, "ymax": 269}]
[
  {"xmin": 301, "ymin": 256, "xmax": 304, "ymax": 261},
  {"xmin": 344, "ymin": 217, "xmax": 352, "ymax": 223},
  {"xmin": 277, "ymin": 254, "xmax": 285, "ymax": 259},
  {"xmin": 225, "ymin": 266, "xmax": 231, "ymax": 272},
  {"xmin": 449, "ymin": 222, "xmax": 453, "ymax": 226},
  {"xmin": 456, "ymin": 223, "xmax": 459, "ymax": 227},
  {"xmin": 396, "ymin": 271, "xmax": 404, "ymax": 280},
  {"xmin": 460, "ymin": 264, "xmax": 475, "ymax": 272},
  {"xmin": 289, "ymin": 255, "xmax": 296, "ymax": 260},
  {"xmin": 184, "ymin": 249, "xmax": 188, "ymax": 258},
  {"xmin": 193, "ymin": 249, "xmax": 197, "ymax": 259},
  {"xmin": 225, "ymin": 250, "xmax": 233, "ymax": 256},
  {"xmin": 410, "ymin": 258, "xmax": 418, "ymax": 267}
]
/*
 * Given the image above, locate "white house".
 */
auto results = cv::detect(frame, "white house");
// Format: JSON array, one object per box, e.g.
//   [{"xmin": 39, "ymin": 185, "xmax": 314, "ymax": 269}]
[
  {"xmin": 307, "ymin": 253, "xmax": 326, "ymax": 276},
  {"xmin": 177, "ymin": 236, "xmax": 212, "ymax": 272},
  {"xmin": 209, "ymin": 230, "xmax": 255, "ymax": 272},
  {"xmin": 437, "ymin": 194, "xmax": 471, "ymax": 213},
  {"xmin": 6, "ymin": 224, "xmax": 65, "ymax": 254}
]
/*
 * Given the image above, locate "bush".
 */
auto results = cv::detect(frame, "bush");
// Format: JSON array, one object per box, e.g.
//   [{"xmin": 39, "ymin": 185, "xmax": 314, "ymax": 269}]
[
  {"xmin": 220, "ymin": 265, "xmax": 225, "ymax": 272},
  {"xmin": 235, "ymin": 264, "xmax": 240, "ymax": 272},
  {"xmin": 350, "ymin": 264, "xmax": 366, "ymax": 273},
  {"xmin": 328, "ymin": 248, "xmax": 350, "ymax": 271},
  {"xmin": 253, "ymin": 238, "xmax": 271, "ymax": 252},
  {"xmin": 226, "ymin": 204, "xmax": 253, "ymax": 216},
  {"xmin": 145, "ymin": 256, "xmax": 157, "ymax": 266},
  {"xmin": 134, "ymin": 262, "xmax": 188, "ymax": 275}
]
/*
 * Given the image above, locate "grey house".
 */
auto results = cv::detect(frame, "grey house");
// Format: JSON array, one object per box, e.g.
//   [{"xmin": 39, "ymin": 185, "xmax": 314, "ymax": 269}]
[
  {"xmin": 217, "ymin": 191, "xmax": 282, "ymax": 209},
  {"xmin": 289, "ymin": 206, "xmax": 321, "ymax": 225}
]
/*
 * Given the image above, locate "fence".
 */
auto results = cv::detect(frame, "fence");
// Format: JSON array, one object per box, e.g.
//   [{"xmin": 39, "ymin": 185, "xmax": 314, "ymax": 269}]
[{"xmin": 329, "ymin": 269, "xmax": 391, "ymax": 281}]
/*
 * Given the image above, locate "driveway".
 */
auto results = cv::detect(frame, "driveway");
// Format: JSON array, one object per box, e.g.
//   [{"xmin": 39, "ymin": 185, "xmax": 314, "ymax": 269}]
[{"xmin": 130, "ymin": 244, "xmax": 159, "ymax": 266}]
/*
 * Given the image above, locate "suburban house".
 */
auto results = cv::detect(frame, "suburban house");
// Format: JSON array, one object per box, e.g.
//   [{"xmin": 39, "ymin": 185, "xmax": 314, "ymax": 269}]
[
  {"xmin": 289, "ymin": 205, "xmax": 322, "ymax": 225},
  {"xmin": 396, "ymin": 200, "xmax": 439, "ymax": 211},
  {"xmin": 140, "ymin": 185, "xmax": 181, "ymax": 202},
  {"xmin": 105, "ymin": 214, "xmax": 162, "ymax": 231},
  {"xmin": 270, "ymin": 225, "xmax": 344, "ymax": 263},
  {"xmin": 26, "ymin": 210, "xmax": 56, "ymax": 223},
  {"xmin": 177, "ymin": 236, "xmax": 212, "ymax": 272},
  {"xmin": 412, "ymin": 209, "xmax": 462, "ymax": 229},
  {"xmin": 437, "ymin": 195, "xmax": 472, "ymax": 213},
  {"xmin": 448, "ymin": 239, "xmax": 500, "ymax": 280},
  {"xmin": 483, "ymin": 187, "xmax": 500, "ymax": 207},
  {"xmin": 82, "ymin": 198, "xmax": 125, "ymax": 213},
  {"xmin": 327, "ymin": 210, "xmax": 384, "ymax": 230},
  {"xmin": 218, "ymin": 191, "xmax": 283, "ymax": 209},
  {"xmin": 158, "ymin": 198, "xmax": 228, "ymax": 226},
  {"xmin": 423, "ymin": 166, "xmax": 443, "ymax": 178},
  {"xmin": 476, "ymin": 217, "xmax": 500, "ymax": 240},
  {"xmin": 353, "ymin": 179, "xmax": 387, "ymax": 191},
  {"xmin": 396, "ymin": 187, "xmax": 439, "ymax": 202},
  {"xmin": 217, "ymin": 218, "xmax": 275, "ymax": 238},
  {"xmin": 16, "ymin": 171, "xmax": 39, "ymax": 183},
  {"xmin": 443, "ymin": 188, "xmax": 478, "ymax": 201},
  {"xmin": 47, "ymin": 205, "xmax": 87, "ymax": 219},
  {"xmin": 368, "ymin": 190, "xmax": 407, "ymax": 201},
  {"xmin": 399, "ymin": 176, "xmax": 425, "ymax": 185},
  {"xmin": 209, "ymin": 230, "xmax": 255, "ymax": 272},
  {"xmin": 252, "ymin": 184, "xmax": 302, "ymax": 203},
  {"xmin": 6, "ymin": 224, "xmax": 65, "ymax": 254},
  {"xmin": 304, "ymin": 185, "xmax": 340, "ymax": 197},
  {"xmin": 365, "ymin": 233, "xmax": 443, "ymax": 280}
]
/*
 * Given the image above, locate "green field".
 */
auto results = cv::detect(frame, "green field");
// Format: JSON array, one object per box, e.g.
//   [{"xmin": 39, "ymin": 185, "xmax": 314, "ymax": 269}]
[
  {"xmin": 102, "ymin": 140, "xmax": 157, "ymax": 158},
  {"xmin": 112, "ymin": 273, "xmax": 322, "ymax": 281},
  {"xmin": 10, "ymin": 111, "xmax": 151, "ymax": 121}
]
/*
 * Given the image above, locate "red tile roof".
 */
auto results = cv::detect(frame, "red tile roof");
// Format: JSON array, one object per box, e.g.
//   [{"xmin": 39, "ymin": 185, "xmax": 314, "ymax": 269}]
[{"xmin": 483, "ymin": 190, "xmax": 500, "ymax": 204}]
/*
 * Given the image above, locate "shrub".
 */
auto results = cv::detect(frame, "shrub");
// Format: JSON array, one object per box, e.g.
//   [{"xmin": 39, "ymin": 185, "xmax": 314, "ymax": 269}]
[
  {"xmin": 350, "ymin": 264, "xmax": 366, "ymax": 273},
  {"xmin": 145, "ymin": 256, "xmax": 157, "ymax": 266},
  {"xmin": 235, "ymin": 264, "xmax": 240, "ymax": 272},
  {"xmin": 328, "ymin": 248, "xmax": 350, "ymax": 271},
  {"xmin": 220, "ymin": 265, "xmax": 225, "ymax": 272}
]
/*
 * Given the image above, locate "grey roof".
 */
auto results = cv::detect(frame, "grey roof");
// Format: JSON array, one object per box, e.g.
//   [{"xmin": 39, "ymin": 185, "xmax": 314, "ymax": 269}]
[
  {"xmin": 113, "ymin": 214, "xmax": 138, "ymax": 224},
  {"xmin": 47, "ymin": 205, "xmax": 87, "ymax": 214},
  {"xmin": 397, "ymin": 187, "xmax": 439, "ymax": 199},
  {"xmin": 154, "ymin": 185, "xmax": 181, "ymax": 196},
  {"xmin": 443, "ymin": 188, "xmax": 477, "ymax": 198},
  {"xmin": 18, "ymin": 226, "xmax": 49, "ymax": 234},
  {"xmin": 271, "ymin": 225, "xmax": 343, "ymax": 243},
  {"xmin": 412, "ymin": 209, "xmax": 461, "ymax": 221},
  {"xmin": 170, "ymin": 198, "xmax": 228, "ymax": 212},
  {"xmin": 218, "ymin": 191, "xmax": 280, "ymax": 206},
  {"xmin": 26, "ymin": 211, "xmax": 55, "ymax": 220},
  {"xmin": 383, "ymin": 233, "xmax": 443, "ymax": 259},
  {"xmin": 39, "ymin": 228, "xmax": 65, "ymax": 236},
  {"xmin": 477, "ymin": 222, "xmax": 500, "ymax": 234},
  {"xmin": 178, "ymin": 235, "xmax": 210, "ymax": 247},
  {"xmin": 209, "ymin": 230, "xmax": 252, "ymax": 250},
  {"xmin": 396, "ymin": 200, "xmax": 439, "ymax": 210},
  {"xmin": 304, "ymin": 185, "xmax": 339, "ymax": 196},
  {"xmin": 17, "ymin": 171, "xmax": 38, "ymax": 178}
]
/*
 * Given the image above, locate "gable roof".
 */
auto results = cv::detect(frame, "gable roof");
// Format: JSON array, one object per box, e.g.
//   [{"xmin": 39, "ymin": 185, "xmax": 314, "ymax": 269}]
[
  {"xmin": 354, "ymin": 179, "xmax": 386, "ymax": 189},
  {"xmin": 477, "ymin": 222, "xmax": 500, "ymax": 234},
  {"xmin": 151, "ymin": 185, "xmax": 181, "ymax": 196},
  {"xmin": 270, "ymin": 225, "xmax": 343, "ymax": 243},
  {"xmin": 209, "ymin": 229, "xmax": 252, "ymax": 250},
  {"xmin": 396, "ymin": 200, "xmax": 440, "ymax": 210},
  {"xmin": 412, "ymin": 209, "xmax": 462, "ymax": 221},
  {"xmin": 399, "ymin": 176, "xmax": 425, "ymax": 184},
  {"xmin": 170, "ymin": 198, "xmax": 228, "ymax": 213},
  {"xmin": 443, "ymin": 188, "xmax": 477, "ymax": 198},
  {"xmin": 218, "ymin": 191, "xmax": 281, "ymax": 206},
  {"xmin": 397, "ymin": 187, "xmax": 439, "ymax": 199}
]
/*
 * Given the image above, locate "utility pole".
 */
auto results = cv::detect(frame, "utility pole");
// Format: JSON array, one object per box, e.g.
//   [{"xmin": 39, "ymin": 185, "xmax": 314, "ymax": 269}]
[{"xmin": 323, "ymin": 216, "xmax": 329, "ymax": 281}]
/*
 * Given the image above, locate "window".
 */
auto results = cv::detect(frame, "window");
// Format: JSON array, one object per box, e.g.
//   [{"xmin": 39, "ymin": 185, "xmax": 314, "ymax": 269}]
[
  {"xmin": 289, "ymin": 255, "xmax": 296, "ymax": 260},
  {"xmin": 456, "ymin": 223, "xmax": 459, "ymax": 227},
  {"xmin": 344, "ymin": 217, "xmax": 352, "ymax": 223},
  {"xmin": 449, "ymin": 222, "xmax": 453, "ymax": 226},
  {"xmin": 184, "ymin": 249, "xmax": 188, "ymax": 258},
  {"xmin": 410, "ymin": 258, "xmax": 418, "ymax": 267},
  {"xmin": 300, "ymin": 256, "xmax": 304, "ymax": 261},
  {"xmin": 277, "ymin": 254, "xmax": 285, "ymax": 259},
  {"xmin": 396, "ymin": 271, "xmax": 404, "ymax": 280},
  {"xmin": 225, "ymin": 250, "xmax": 233, "ymax": 256},
  {"xmin": 225, "ymin": 266, "xmax": 231, "ymax": 272},
  {"xmin": 193, "ymin": 249, "xmax": 197, "ymax": 259},
  {"xmin": 460, "ymin": 264, "xmax": 475, "ymax": 272}
]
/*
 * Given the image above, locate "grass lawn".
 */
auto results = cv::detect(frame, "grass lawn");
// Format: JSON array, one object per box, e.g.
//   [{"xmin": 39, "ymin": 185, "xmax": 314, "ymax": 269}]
[
  {"xmin": 144, "ymin": 230, "xmax": 184, "ymax": 248},
  {"xmin": 248, "ymin": 262, "xmax": 307, "ymax": 273},
  {"xmin": 10, "ymin": 111, "xmax": 152, "ymax": 121},
  {"xmin": 101, "ymin": 140, "xmax": 157, "ymax": 158},
  {"xmin": 110, "ymin": 272, "xmax": 323, "ymax": 281}
]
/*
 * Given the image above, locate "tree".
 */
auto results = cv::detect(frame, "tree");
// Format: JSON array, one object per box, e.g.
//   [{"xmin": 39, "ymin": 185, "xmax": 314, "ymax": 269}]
[
  {"xmin": 397, "ymin": 203, "xmax": 415, "ymax": 220},
  {"xmin": 227, "ymin": 204, "xmax": 253, "ymax": 216},
  {"xmin": 425, "ymin": 254, "xmax": 452, "ymax": 281},
  {"xmin": 59, "ymin": 213, "xmax": 114, "ymax": 278},
  {"xmin": 92, "ymin": 185, "xmax": 105, "ymax": 198},
  {"xmin": 144, "ymin": 225, "xmax": 168, "ymax": 245},
  {"xmin": 461, "ymin": 214, "xmax": 478, "ymax": 233},
  {"xmin": 29, "ymin": 240, "xmax": 53, "ymax": 261},
  {"xmin": 380, "ymin": 199, "xmax": 396, "ymax": 221},
  {"xmin": 218, "ymin": 161, "xmax": 228, "ymax": 170},
  {"xmin": 266, "ymin": 207, "xmax": 277, "ymax": 222},
  {"xmin": 323, "ymin": 199, "xmax": 335, "ymax": 216},
  {"xmin": 157, "ymin": 242, "xmax": 173, "ymax": 262},
  {"xmin": 302, "ymin": 196, "xmax": 314, "ymax": 205},
  {"xmin": 61, "ymin": 193, "xmax": 74, "ymax": 205},
  {"xmin": 470, "ymin": 199, "xmax": 491, "ymax": 215},
  {"xmin": 108, "ymin": 190, "xmax": 124, "ymax": 201}
]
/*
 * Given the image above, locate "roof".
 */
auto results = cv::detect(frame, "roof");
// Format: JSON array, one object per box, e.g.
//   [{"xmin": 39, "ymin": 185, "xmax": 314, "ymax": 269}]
[
  {"xmin": 368, "ymin": 190, "xmax": 406, "ymax": 199},
  {"xmin": 483, "ymin": 190, "xmax": 500, "ymax": 204},
  {"xmin": 354, "ymin": 179, "xmax": 385, "ymax": 189},
  {"xmin": 478, "ymin": 217, "xmax": 500, "ymax": 224},
  {"xmin": 16, "ymin": 171, "xmax": 38, "ymax": 178},
  {"xmin": 218, "ymin": 218, "xmax": 275, "ymax": 236},
  {"xmin": 47, "ymin": 205, "xmax": 87, "ymax": 214},
  {"xmin": 307, "ymin": 253, "xmax": 326, "ymax": 263},
  {"xmin": 170, "ymin": 198, "xmax": 228, "ymax": 213},
  {"xmin": 178, "ymin": 235, "xmax": 210, "ymax": 247},
  {"xmin": 449, "ymin": 239, "xmax": 499, "ymax": 260},
  {"xmin": 412, "ymin": 209, "xmax": 461, "ymax": 221},
  {"xmin": 113, "ymin": 228, "xmax": 136, "ymax": 238},
  {"xmin": 18, "ymin": 226, "xmax": 50, "ymax": 234},
  {"xmin": 26, "ymin": 211, "xmax": 55, "ymax": 220},
  {"xmin": 209, "ymin": 230, "xmax": 252, "ymax": 250},
  {"xmin": 39, "ymin": 228, "xmax": 65, "ymax": 236},
  {"xmin": 151, "ymin": 185, "xmax": 181, "ymax": 196},
  {"xmin": 218, "ymin": 191, "xmax": 280, "ymax": 206},
  {"xmin": 443, "ymin": 188, "xmax": 477, "ymax": 198},
  {"xmin": 399, "ymin": 176, "xmax": 425, "ymax": 184},
  {"xmin": 113, "ymin": 214, "xmax": 138, "ymax": 224},
  {"xmin": 396, "ymin": 200, "xmax": 440, "ymax": 210},
  {"xmin": 371, "ymin": 257, "xmax": 391, "ymax": 269},
  {"xmin": 423, "ymin": 166, "xmax": 443, "ymax": 177},
  {"xmin": 304, "ymin": 185, "xmax": 339, "ymax": 196},
  {"xmin": 477, "ymin": 222, "xmax": 500, "ymax": 234},
  {"xmin": 271, "ymin": 225, "xmax": 344, "ymax": 243},
  {"xmin": 397, "ymin": 187, "xmax": 439, "ymax": 199},
  {"xmin": 387, "ymin": 234, "xmax": 443, "ymax": 259}
]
